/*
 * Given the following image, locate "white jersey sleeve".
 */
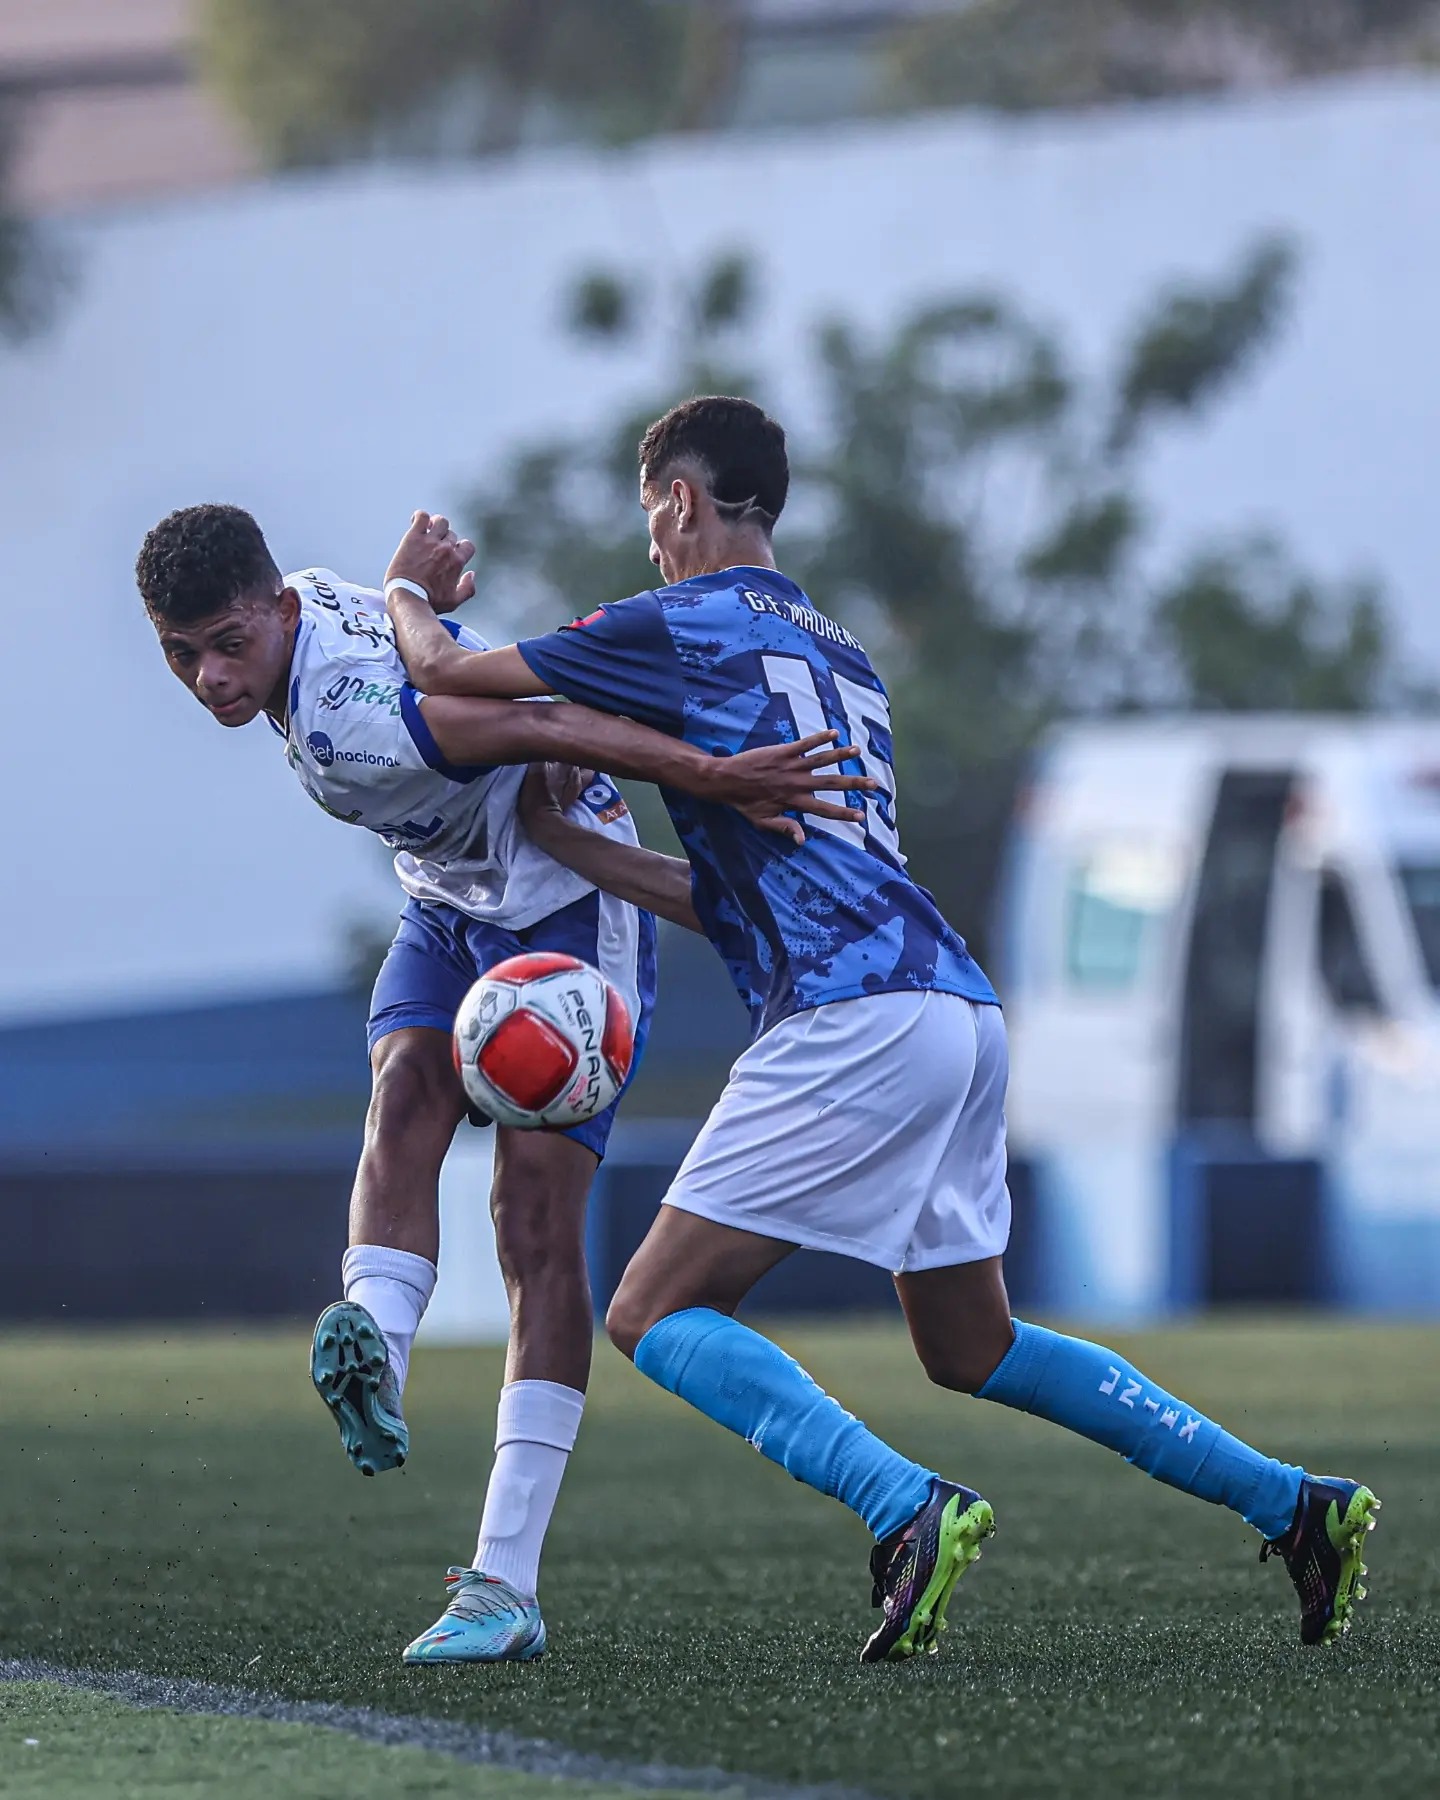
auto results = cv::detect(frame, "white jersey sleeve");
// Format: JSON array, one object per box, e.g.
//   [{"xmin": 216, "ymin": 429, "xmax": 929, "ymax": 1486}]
[{"xmin": 280, "ymin": 569, "xmax": 642, "ymax": 928}]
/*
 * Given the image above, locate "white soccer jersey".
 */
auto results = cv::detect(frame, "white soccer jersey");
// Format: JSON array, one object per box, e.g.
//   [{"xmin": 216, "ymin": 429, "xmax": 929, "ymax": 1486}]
[{"xmin": 278, "ymin": 569, "xmax": 640, "ymax": 928}]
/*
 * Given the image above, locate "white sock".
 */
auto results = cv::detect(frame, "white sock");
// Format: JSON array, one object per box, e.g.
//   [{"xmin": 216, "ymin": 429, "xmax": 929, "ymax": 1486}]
[
  {"xmin": 473, "ymin": 1380, "xmax": 586, "ymax": 1600},
  {"xmin": 341, "ymin": 1244, "xmax": 437, "ymax": 1395}
]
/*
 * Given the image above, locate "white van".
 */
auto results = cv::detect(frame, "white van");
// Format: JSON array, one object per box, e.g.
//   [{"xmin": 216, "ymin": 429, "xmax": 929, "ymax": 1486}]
[{"xmin": 1001, "ymin": 717, "xmax": 1440, "ymax": 1318}]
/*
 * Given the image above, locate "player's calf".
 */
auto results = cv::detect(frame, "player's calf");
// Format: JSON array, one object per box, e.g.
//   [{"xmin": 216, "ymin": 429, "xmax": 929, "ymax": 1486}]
[
  {"xmin": 966, "ymin": 1317, "xmax": 1380, "ymax": 1641},
  {"xmin": 488, "ymin": 1127, "xmax": 596, "ymax": 1389}
]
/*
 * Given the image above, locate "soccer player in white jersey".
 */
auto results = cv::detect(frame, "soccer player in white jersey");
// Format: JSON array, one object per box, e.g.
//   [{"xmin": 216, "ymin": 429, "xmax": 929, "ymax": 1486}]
[{"xmin": 135, "ymin": 501, "xmax": 869, "ymax": 1664}]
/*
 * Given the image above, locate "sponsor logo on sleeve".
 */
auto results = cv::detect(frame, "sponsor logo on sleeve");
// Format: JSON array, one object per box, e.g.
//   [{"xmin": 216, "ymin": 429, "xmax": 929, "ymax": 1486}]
[{"xmin": 583, "ymin": 777, "xmax": 630, "ymax": 825}]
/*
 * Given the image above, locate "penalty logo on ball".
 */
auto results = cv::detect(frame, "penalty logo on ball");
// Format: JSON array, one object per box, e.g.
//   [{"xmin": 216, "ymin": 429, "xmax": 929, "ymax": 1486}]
[{"xmin": 453, "ymin": 952, "xmax": 635, "ymax": 1130}]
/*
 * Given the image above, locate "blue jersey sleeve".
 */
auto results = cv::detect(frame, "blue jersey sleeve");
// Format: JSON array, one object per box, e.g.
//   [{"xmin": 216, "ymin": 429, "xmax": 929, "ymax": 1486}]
[{"xmin": 516, "ymin": 594, "xmax": 685, "ymax": 735}]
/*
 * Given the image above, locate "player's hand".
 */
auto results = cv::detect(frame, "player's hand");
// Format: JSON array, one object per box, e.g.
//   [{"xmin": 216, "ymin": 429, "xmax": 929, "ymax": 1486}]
[
  {"xmin": 385, "ymin": 511, "xmax": 476, "ymax": 614},
  {"xmin": 706, "ymin": 730, "xmax": 877, "ymax": 845},
  {"xmin": 519, "ymin": 761, "xmax": 590, "ymax": 839}
]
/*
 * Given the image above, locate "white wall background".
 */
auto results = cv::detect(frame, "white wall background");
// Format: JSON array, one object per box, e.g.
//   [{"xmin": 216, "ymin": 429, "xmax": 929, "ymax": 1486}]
[
  {"xmin": 424, "ymin": 1131, "xmax": 510, "ymax": 1345},
  {"xmin": 3, "ymin": 73, "xmax": 1438, "ymax": 1020}
]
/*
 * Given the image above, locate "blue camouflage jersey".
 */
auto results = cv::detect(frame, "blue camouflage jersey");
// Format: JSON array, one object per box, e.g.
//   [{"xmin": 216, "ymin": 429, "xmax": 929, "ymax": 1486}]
[{"xmin": 517, "ymin": 566, "xmax": 997, "ymax": 1037}]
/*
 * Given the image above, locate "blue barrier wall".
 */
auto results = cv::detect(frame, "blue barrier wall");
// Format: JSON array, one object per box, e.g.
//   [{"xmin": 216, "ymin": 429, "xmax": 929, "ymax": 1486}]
[{"xmin": 5, "ymin": 988, "xmax": 1417, "ymax": 1321}]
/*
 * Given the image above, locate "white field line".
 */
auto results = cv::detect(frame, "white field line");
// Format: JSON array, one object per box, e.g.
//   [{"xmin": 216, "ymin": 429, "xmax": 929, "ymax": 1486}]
[{"xmin": 0, "ymin": 1658, "xmax": 877, "ymax": 1800}]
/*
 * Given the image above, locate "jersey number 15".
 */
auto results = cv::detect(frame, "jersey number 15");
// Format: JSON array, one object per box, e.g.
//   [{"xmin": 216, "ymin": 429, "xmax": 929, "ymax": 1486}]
[{"xmin": 761, "ymin": 654, "xmax": 901, "ymax": 862}]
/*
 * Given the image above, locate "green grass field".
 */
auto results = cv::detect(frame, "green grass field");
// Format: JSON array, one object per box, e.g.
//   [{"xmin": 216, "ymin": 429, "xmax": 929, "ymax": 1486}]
[{"xmin": 2, "ymin": 1321, "xmax": 1436, "ymax": 1798}]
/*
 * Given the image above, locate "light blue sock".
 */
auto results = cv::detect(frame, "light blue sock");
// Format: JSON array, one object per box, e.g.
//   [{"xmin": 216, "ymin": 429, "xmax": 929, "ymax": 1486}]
[
  {"xmin": 977, "ymin": 1321, "xmax": 1303, "ymax": 1539},
  {"xmin": 634, "ymin": 1308, "xmax": 935, "ymax": 1541}
]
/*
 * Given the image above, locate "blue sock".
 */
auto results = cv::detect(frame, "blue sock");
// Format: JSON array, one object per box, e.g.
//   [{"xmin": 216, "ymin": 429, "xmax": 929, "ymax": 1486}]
[
  {"xmin": 634, "ymin": 1308, "xmax": 935, "ymax": 1541},
  {"xmin": 977, "ymin": 1321, "xmax": 1303, "ymax": 1539}
]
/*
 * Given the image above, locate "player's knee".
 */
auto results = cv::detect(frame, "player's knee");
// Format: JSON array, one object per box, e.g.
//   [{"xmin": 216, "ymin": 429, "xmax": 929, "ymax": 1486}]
[
  {"xmin": 916, "ymin": 1323, "xmax": 1014, "ymax": 1396},
  {"xmin": 604, "ymin": 1287, "xmax": 656, "ymax": 1362},
  {"xmin": 366, "ymin": 1039, "xmax": 458, "ymax": 1151}
]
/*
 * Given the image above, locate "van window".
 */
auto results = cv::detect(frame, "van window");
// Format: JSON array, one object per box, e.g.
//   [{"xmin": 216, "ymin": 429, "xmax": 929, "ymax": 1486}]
[
  {"xmin": 1399, "ymin": 864, "xmax": 1440, "ymax": 988},
  {"xmin": 1065, "ymin": 844, "xmax": 1176, "ymax": 990},
  {"xmin": 1318, "ymin": 871, "xmax": 1379, "ymax": 1012}
]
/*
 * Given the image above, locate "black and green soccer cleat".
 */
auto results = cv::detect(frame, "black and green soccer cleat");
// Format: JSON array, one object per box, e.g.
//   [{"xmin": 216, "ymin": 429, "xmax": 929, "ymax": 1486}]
[
  {"xmin": 310, "ymin": 1300, "xmax": 409, "ymax": 1477},
  {"xmin": 1261, "ymin": 1475, "xmax": 1380, "ymax": 1645},
  {"xmin": 860, "ymin": 1478, "xmax": 995, "ymax": 1664}
]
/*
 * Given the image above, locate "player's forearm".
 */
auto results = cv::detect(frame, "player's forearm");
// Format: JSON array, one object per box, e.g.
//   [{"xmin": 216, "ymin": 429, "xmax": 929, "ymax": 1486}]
[
  {"xmin": 388, "ymin": 591, "xmax": 545, "ymax": 698},
  {"xmin": 420, "ymin": 695, "xmax": 723, "ymax": 799},
  {"xmin": 525, "ymin": 813, "xmax": 701, "ymax": 933},
  {"xmin": 390, "ymin": 597, "xmax": 474, "ymax": 693}
]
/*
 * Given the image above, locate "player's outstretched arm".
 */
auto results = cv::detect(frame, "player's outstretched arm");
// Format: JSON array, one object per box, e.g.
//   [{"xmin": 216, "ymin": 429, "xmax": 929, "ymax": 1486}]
[
  {"xmin": 394, "ymin": 597, "xmax": 541, "ymax": 700},
  {"xmin": 384, "ymin": 509, "xmax": 877, "ymax": 839},
  {"xmin": 417, "ymin": 694, "xmax": 871, "ymax": 844},
  {"xmin": 518, "ymin": 766, "xmax": 702, "ymax": 934}
]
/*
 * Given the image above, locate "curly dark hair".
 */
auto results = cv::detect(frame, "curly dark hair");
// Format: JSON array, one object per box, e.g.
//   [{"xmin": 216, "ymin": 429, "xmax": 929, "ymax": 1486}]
[
  {"xmin": 639, "ymin": 396, "xmax": 788, "ymax": 531},
  {"xmin": 136, "ymin": 503, "xmax": 281, "ymax": 625}
]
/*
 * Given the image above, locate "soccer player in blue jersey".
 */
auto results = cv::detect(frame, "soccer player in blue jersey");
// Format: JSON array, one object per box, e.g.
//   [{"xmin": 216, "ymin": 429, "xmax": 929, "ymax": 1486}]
[{"xmin": 383, "ymin": 397, "xmax": 1378, "ymax": 1660}]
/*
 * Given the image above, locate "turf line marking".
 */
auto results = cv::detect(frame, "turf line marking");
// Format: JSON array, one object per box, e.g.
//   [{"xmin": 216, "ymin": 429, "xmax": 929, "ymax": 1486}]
[{"xmin": 0, "ymin": 1659, "xmax": 875, "ymax": 1800}]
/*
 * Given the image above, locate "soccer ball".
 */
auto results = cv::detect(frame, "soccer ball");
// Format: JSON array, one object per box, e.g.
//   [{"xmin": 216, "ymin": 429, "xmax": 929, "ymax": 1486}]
[{"xmin": 452, "ymin": 952, "xmax": 635, "ymax": 1130}]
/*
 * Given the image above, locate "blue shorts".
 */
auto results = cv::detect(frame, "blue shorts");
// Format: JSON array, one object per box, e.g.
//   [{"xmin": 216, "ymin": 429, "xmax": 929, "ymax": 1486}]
[{"xmin": 368, "ymin": 890, "xmax": 657, "ymax": 1159}]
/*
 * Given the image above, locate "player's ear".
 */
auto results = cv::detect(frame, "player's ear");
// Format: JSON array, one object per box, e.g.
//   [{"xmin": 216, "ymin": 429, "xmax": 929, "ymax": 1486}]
[
  {"xmin": 674, "ymin": 476, "xmax": 698, "ymax": 531},
  {"xmin": 277, "ymin": 585, "xmax": 301, "ymax": 630}
]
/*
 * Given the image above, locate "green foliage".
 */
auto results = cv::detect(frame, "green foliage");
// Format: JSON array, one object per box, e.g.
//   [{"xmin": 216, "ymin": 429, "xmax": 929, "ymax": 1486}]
[
  {"xmin": 570, "ymin": 272, "xmax": 633, "ymax": 340},
  {"xmin": 1110, "ymin": 240, "xmax": 1295, "ymax": 450},
  {"xmin": 1156, "ymin": 537, "xmax": 1388, "ymax": 712},
  {"xmin": 461, "ymin": 239, "xmax": 1407, "ymax": 941},
  {"xmin": 197, "ymin": 0, "xmax": 722, "ymax": 166},
  {"xmin": 885, "ymin": 0, "xmax": 1440, "ymax": 113},
  {"xmin": 464, "ymin": 258, "xmax": 757, "ymax": 642}
]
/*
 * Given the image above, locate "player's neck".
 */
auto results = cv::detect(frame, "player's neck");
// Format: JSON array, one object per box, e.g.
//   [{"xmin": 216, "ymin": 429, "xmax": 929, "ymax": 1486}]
[{"xmin": 693, "ymin": 529, "xmax": 777, "ymax": 579}]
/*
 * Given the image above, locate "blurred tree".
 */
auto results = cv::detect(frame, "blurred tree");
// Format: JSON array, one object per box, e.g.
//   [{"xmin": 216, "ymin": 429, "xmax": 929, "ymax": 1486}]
[
  {"xmin": 885, "ymin": 0, "xmax": 1440, "ymax": 113},
  {"xmin": 458, "ymin": 238, "xmax": 1410, "ymax": 955},
  {"xmin": 1156, "ymin": 538, "xmax": 1389, "ymax": 712},
  {"xmin": 198, "ymin": 0, "xmax": 743, "ymax": 166},
  {"xmin": 466, "ymin": 250, "xmax": 758, "ymax": 644}
]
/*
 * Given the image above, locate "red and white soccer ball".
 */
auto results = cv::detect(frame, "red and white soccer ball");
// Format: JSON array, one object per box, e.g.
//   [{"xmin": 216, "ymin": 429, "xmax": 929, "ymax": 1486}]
[{"xmin": 452, "ymin": 953, "xmax": 635, "ymax": 1130}]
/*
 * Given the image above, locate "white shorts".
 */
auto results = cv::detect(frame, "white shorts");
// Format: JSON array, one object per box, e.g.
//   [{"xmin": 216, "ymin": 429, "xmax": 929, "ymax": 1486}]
[{"xmin": 664, "ymin": 990, "xmax": 1011, "ymax": 1274}]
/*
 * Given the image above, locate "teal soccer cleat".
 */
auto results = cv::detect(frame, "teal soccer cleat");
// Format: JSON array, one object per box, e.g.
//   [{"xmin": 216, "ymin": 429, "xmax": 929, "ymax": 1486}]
[
  {"xmin": 310, "ymin": 1301, "xmax": 408, "ymax": 1476},
  {"xmin": 402, "ymin": 1568, "xmax": 547, "ymax": 1664}
]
